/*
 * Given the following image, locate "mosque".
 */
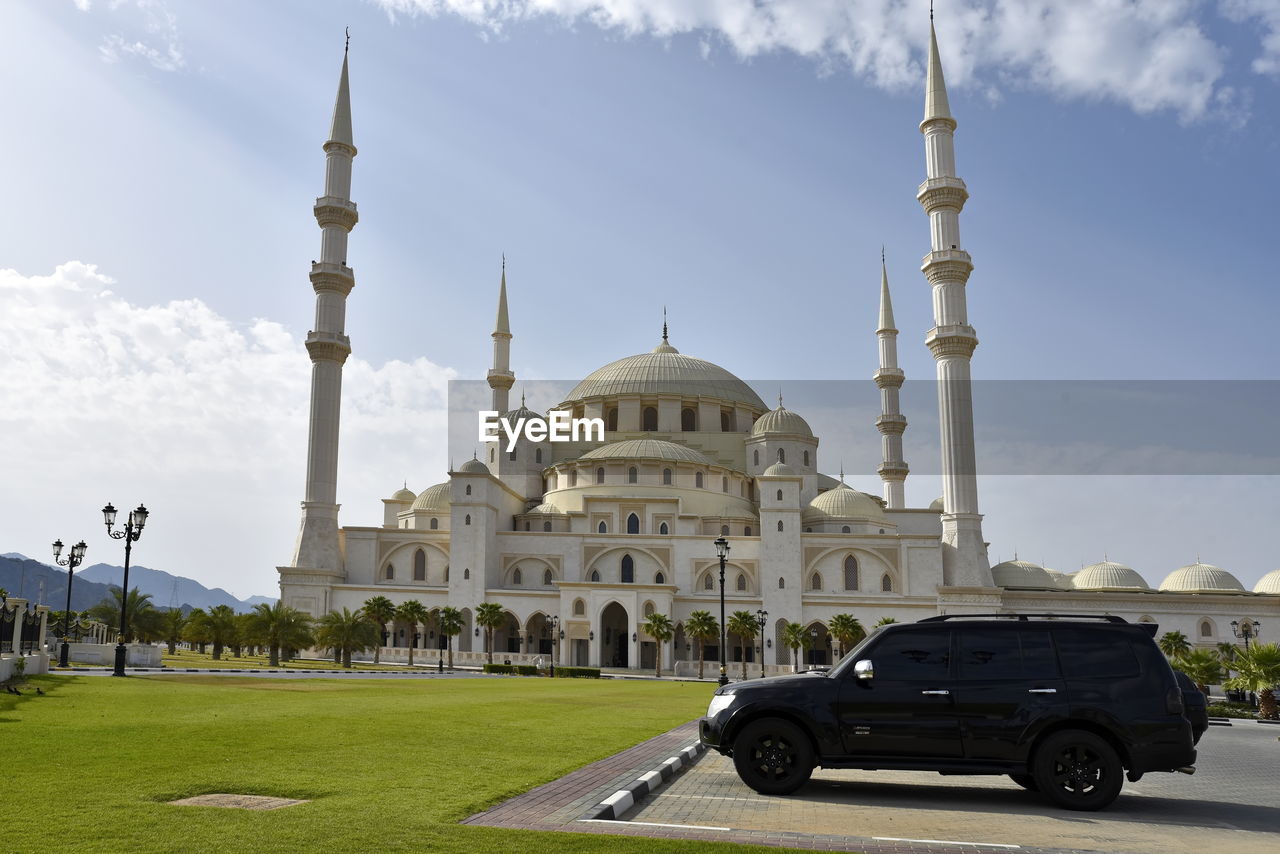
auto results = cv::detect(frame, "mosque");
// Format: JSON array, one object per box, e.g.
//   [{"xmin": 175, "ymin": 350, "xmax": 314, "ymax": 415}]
[{"xmin": 277, "ymin": 24, "xmax": 1279, "ymax": 672}]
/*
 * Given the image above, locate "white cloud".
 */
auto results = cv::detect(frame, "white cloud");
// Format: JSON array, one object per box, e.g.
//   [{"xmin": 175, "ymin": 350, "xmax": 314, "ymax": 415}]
[
  {"xmin": 93, "ymin": 0, "xmax": 186, "ymax": 72},
  {"xmin": 0, "ymin": 263, "xmax": 454, "ymax": 598},
  {"xmin": 372, "ymin": 0, "xmax": 1273, "ymax": 121},
  {"xmin": 1221, "ymin": 0, "xmax": 1280, "ymax": 75}
]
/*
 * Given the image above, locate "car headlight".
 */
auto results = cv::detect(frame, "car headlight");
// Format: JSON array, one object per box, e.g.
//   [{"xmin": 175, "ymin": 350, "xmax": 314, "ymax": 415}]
[{"xmin": 707, "ymin": 693, "xmax": 736, "ymax": 717}]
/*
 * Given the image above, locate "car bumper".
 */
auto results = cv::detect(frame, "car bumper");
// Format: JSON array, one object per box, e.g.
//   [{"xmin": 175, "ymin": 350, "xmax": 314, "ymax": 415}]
[{"xmin": 700, "ymin": 715, "xmax": 728, "ymax": 752}]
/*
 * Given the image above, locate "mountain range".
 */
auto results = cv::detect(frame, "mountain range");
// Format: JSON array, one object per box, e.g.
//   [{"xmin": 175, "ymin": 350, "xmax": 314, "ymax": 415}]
[{"xmin": 0, "ymin": 553, "xmax": 276, "ymax": 613}]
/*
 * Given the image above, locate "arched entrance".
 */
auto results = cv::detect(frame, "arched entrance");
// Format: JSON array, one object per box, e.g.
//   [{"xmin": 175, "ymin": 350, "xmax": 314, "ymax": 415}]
[
  {"xmin": 526, "ymin": 613, "xmax": 555, "ymax": 656},
  {"xmin": 806, "ymin": 622, "xmax": 832, "ymax": 667},
  {"xmin": 458, "ymin": 607, "xmax": 473, "ymax": 652},
  {"xmin": 600, "ymin": 602, "xmax": 629, "ymax": 668}
]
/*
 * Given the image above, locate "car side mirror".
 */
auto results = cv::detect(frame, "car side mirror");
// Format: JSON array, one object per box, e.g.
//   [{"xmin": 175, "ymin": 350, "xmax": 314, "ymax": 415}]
[{"xmin": 854, "ymin": 659, "xmax": 874, "ymax": 681}]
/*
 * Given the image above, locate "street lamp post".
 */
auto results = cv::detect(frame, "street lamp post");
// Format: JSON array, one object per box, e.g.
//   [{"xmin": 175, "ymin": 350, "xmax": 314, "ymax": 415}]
[
  {"xmin": 52, "ymin": 539, "xmax": 87, "ymax": 668},
  {"xmin": 810, "ymin": 626, "xmax": 818, "ymax": 668},
  {"xmin": 102, "ymin": 503, "xmax": 148, "ymax": 677},
  {"xmin": 755, "ymin": 608, "xmax": 768, "ymax": 678},
  {"xmin": 714, "ymin": 536, "xmax": 730, "ymax": 686},
  {"xmin": 1230, "ymin": 619, "xmax": 1261, "ymax": 652},
  {"xmin": 548, "ymin": 615, "xmax": 559, "ymax": 678}
]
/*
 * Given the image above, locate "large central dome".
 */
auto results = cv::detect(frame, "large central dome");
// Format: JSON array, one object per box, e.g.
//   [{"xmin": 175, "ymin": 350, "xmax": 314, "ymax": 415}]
[{"xmin": 562, "ymin": 338, "xmax": 767, "ymax": 411}]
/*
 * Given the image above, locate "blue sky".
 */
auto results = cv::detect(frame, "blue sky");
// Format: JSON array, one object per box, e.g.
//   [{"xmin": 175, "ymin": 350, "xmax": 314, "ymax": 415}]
[{"xmin": 2, "ymin": 0, "xmax": 1278, "ymax": 598}]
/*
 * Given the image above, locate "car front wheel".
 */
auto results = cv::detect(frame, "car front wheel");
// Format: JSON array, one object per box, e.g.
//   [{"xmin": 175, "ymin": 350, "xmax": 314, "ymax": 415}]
[
  {"xmin": 1008, "ymin": 773, "xmax": 1038, "ymax": 791},
  {"xmin": 731, "ymin": 717, "xmax": 814, "ymax": 795},
  {"xmin": 1032, "ymin": 729, "xmax": 1123, "ymax": 811}
]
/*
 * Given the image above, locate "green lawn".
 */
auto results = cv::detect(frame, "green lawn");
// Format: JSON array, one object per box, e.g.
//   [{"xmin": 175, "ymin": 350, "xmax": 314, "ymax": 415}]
[
  {"xmin": 2, "ymin": 674, "xmax": 784, "ymax": 853},
  {"xmin": 159, "ymin": 648, "xmax": 418, "ymax": 671}
]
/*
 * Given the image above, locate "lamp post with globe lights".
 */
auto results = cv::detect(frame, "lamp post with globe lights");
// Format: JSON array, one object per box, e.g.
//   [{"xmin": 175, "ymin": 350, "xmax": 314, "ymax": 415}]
[
  {"xmin": 714, "ymin": 536, "xmax": 730, "ymax": 686},
  {"xmin": 102, "ymin": 503, "xmax": 148, "ymax": 677},
  {"xmin": 1231, "ymin": 619, "xmax": 1261, "ymax": 652},
  {"xmin": 52, "ymin": 539, "xmax": 87, "ymax": 667},
  {"xmin": 755, "ymin": 608, "xmax": 768, "ymax": 678}
]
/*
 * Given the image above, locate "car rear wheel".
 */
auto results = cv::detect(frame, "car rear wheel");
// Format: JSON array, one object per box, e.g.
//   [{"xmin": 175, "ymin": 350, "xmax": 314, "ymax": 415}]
[
  {"xmin": 731, "ymin": 717, "xmax": 814, "ymax": 795},
  {"xmin": 1008, "ymin": 773, "xmax": 1038, "ymax": 791},
  {"xmin": 1032, "ymin": 730, "xmax": 1123, "ymax": 811}
]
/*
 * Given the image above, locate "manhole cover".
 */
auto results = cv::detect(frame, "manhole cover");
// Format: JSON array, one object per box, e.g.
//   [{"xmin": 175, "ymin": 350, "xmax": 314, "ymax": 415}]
[{"xmin": 167, "ymin": 794, "xmax": 309, "ymax": 810}]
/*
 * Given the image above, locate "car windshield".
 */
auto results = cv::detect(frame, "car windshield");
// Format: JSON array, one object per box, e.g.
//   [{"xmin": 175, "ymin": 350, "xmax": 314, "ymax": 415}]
[{"xmin": 827, "ymin": 629, "xmax": 882, "ymax": 678}]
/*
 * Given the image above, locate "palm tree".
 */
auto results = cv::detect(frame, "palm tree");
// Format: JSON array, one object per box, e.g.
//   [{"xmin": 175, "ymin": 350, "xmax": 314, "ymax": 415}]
[
  {"xmin": 315, "ymin": 608, "xmax": 378, "ymax": 668},
  {"xmin": 1216, "ymin": 642, "xmax": 1239, "ymax": 679},
  {"xmin": 244, "ymin": 601, "xmax": 314, "ymax": 667},
  {"xmin": 1159, "ymin": 630, "xmax": 1191, "ymax": 659},
  {"xmin": 685, "ymin": 610, "xmax": 719, "ymax": 679},
  {"xmin": 362, "ymin": 595, "xmax": 396, "ymax": 664},
  {"xmin": 438, "ymin": 606, "xmax": 464, "ymax": 669},
  {"xmin": 874, "ymin": 616, "xmax": 897, "ymax": 627},
  {"xmin": 204, "ymin": 605, "xmax": 239, "ymax": 661},
  {"xmin": 88, "ymin": 586, "xmax": 161, "ymax": 642},
  {"xmin": 828, "ymin": 614, "xmax": 866, "ymax": 659},
  {"xmin": 233, "ymin": 612, "xmax": 255, "ymax": 657},
  {"xmin": 1174, "ymin": 647, "xmax": 1223, "ymax": 695},
  {"xmin": 183, "ymin": 607, "xmax": 210, "ymax": 653},
  {"xmin": 475, "ymin": 602, "xmax": 506, "ymax": 664},
  {"xmin": 395, "ymin": 600, "xmax": 430, "ymax": 667},
  {"xmin": 1232, "ymin": 642, "xmax": 1280, "ymax": 720},
  {"xmin": 162, "ymin": 608, "xmax": 187, "ymax": 655},
  {"xmin": 782, "ymin": 621, "xmax": 809, "ymax": 671},
  {"xmin": 727, "ymin": 610, "xmax": 758, "ymax": 680},
  {"xmin": 643, "ymin": 613, "xmax": 674, "ymax": 678}
]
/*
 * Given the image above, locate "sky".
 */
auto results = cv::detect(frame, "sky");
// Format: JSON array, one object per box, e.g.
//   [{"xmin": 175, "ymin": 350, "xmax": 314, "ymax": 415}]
[{"xmin": 2, "ymin": 0, "xmax": 1278, "ymax": 600}]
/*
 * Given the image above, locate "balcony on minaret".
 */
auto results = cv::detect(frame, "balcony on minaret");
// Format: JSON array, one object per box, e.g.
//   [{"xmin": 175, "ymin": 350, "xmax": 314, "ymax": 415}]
[
  {"xmin": 916, "ymin": 176, "xmax": 969, "ymax": 212},
  {"xmin": 920, "ymin": 249, "xmax": 974, "ymax": 283},
  {"xmin": 310, "ymin": 261, "xmax": 355, "ymax": 296},
  {"xmin": 876, "ymin": 413, "xmax": 908, "ymax": 435},
  {"xmin": 313, "ymin": 195, "xmax": 359, "ymax": 230},
  {"xmin": 873, "ymin": 367, "xmax": 905, "ymax": 387},
  {"xmin": 877, "ymin": 461, "xmax": 910, "ymax": 479},
  {"xmin": 305, "ymin": 329, "xmax": 352, "ymax": 364},
  {"xmin": 925, "ymin": 324, "xmax": 978, "ymax": 359},
  {"xmin": 487, "ymin": 368, "xmax": 515, "ymax": 390}
]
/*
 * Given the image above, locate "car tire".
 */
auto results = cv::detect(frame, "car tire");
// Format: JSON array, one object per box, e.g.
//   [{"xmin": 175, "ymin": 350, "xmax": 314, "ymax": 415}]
[
  {"xmin": 731, "ymin": 717, "xmax": 814, "ymax": 795},
  {"xmin": 1008, "ymin": 773, "xmax": 1038, "ymax": 792},
  {"xmin": 1032, "ymin": 729, "xmax": 1123, "ymax": 811}
]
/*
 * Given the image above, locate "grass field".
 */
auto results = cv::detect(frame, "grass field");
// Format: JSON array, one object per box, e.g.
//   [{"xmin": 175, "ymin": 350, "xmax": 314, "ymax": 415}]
[
  {"xmin": 2, "ymin": 674, "xmax": 781, "ymax": 853},
  {"xmin": 158, "ymin": 648, "xmax": 417, "ymax": 671}
]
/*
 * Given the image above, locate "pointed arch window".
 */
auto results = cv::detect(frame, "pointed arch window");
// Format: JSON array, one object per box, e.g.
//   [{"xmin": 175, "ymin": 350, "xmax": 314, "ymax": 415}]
[
  {"xmin": 776, "ymin": 489, "xmax": 783, "ymax": 502},
  {"xmin": 573, "ymin": 598, "xmax": 586, "ymax": 615},
  {"xmin": 655, "ymin": 572, "xmax": 665, "ymax": 584},
  {"xmin": 597, "ymin": 520, "xmax": 608, "ymax": 534},
  {"xmin": 681, "ymin": 408, "xmax": 696, "ymax": 431},
  {"xmin": 777, "ymin": 520, "xmax": 784, "ymax": 532},
  {"xmin": 569, "ymin": 470, "xmax": 577, "ymax": 487},
  {"xmin": 803, "ymin": 450, "xmax": 810, "ymax": 467},
  {"xmin": 543, "ymin": 569, "xmax": 553, "ymax": 586},
  {"xmin": 606, "ymin": 408, "xmax": 618, "ymax": 431},
  {"xmin": 744, "ymin": 526, "xmax": 752, "ymax": 536},
  {"xmin": 722, "ymin": 476, "xmax": 728, "ymax": 492},
  {"xmin": 465, "ymin": 484, "xmax": 472, "ymax": 495},
  {"xmin": 721, "ymin": 410, "xmax": 733, "ymax": 431},
  {"xmin": 659, "ymin": 522, "xmax": 669, "ymax": 535},
  {"xmin": 512, "ymin": 568, "xmax": 522, "ymax": 586},
  {"xmin": 489, "ymin": 448, "xmax": 495, "ymax": 463},
  {"xmin": 385, "ymin": 564, "xmax": 394, "ymax": 580},
  {"xmin": 542, "ymin": 521, "xmax": 552, "ymax": 532},
  {"xmin": 753, "ymin": 449, "xmax": 760, "ymax": 466},
  {"xmin": 843, "ymin": 555, "xmax": 858, "ymax": 590},
  {"xmin": 695, "ymin": 472, "xmax": 703, "ymax": 489},
  {"xmin": 720, "ymin": 525, "xmax": 729, "ymax": 536},
  {"xmin": 430, "ymin": 518, "xmax": 438, "ymax": 530},
  {"xmin": 627, "ymin": 513, "xmax": 640, "ymax": 534},
  {"xmin": 414, "ymin": 549, "xmax": 426, "ymax": 581},
  {"xmin": 465, "ymin": 514, "xmax": 471, "ymax": 526},
  {"xmin": 642, "ymin": 407, "xmax": 658, "ymax": 430},
  {"xmin": 842, "ymin": 525, "xmax": 851, "ymax": 533},
  {"xmin": 736, "ymin": 573, "xmax": 747, "ymax": 592},
  {"xmin": 463, "ymin": 568, "xmax": 470, "ymax": 580},
  {"xmin": 621, "ymin": 554, "xmax": 634, "ymax": 583},
  {"xmin": 777, "ymin": 448, "xmax": 786, "ymax": 464},
  {"xmin": 596, "ymin": 467, "xmax": 605, "ymax": 484},
  {"xmin": 881, "ymin": 573, "xmax": 893, "ymax": 592},
  {"xmin": 662, "ymin": 468, "xmax": 672, "ymax": 485},
  {"xmin": 590, "ymin": 569, "xmax": 601, "ymax": 582},
  {"xmin": 810, "ymin": 572, "xmax": 822, "ymax": 591},
  {"xmin": 628, "ymin": 466, "xmax": 638, "ymax": 484},
  {"xmin": 778, "ymin": 576, "xmax": 785, "ymax": 589},
  {"xmin": 704, "ymin": 573, "xmax": 714, "ymax": 591},
  {"xmin": 643, "ymin": 601, "xmax": 655, "ymax": 617},
  {"xmin": 1199, "ymin": 620, "xmax": 1213, "ymax": 637}
]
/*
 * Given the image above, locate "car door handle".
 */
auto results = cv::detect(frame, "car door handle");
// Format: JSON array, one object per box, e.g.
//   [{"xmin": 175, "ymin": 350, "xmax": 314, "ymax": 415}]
[
  {"xmin": 921, "ymin": 689, "xmax": 950, "ymax": 696},
  {"xmin": 1027, "ymin": 688, "xmax": 1057, "ymax": 694}
]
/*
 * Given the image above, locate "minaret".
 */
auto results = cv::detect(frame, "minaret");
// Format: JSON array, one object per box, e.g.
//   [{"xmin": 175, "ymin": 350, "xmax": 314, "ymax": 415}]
[
  {"xmin": 874, "ymin": 253, "xmax": 908, "ymax": 509},
  {"xmin": 291, "ymin": 41, "xmax": 358, "ymax": 573},
  {"xmin": 487, "ymin": 257, "xmax": 514, "ymax": 413},
  {"xmin": 918, "ymin": 16, "xmax": 992, "ymax": 586}
]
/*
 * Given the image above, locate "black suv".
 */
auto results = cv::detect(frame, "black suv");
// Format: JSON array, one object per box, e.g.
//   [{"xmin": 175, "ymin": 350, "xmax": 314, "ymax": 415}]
[{"xmin": 700, "ymin": 614, "xmax": 1197, "ymax": 811}]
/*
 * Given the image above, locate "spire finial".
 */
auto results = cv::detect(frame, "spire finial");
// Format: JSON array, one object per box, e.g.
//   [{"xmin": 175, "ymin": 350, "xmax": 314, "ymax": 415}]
[
  {"xmin": 839, "ymin": 462, "xmax": 845, "ymax": 483},
  {"xmin": 662, "ymin": 306, "xmax": 668, "ymax": 342},
  {"xmin": 930, "ymin": 0, "xmax": 934, "ymax": 22},
  {"xmin": 494, "ymin": 255, "xmax": 511, "ymax": 335},
  {"xmin": 521, "ymin": 388, "xmax": 526, "ymax": 407},
  {"xmin": 472, "ymin": 450, "xmax": 477, "ymax": 460},
  {"xmin": 778, "ymin": 389, "xmax": 783, "ymax": 408},
  {"xmin": 345, "ymin": 26, "xmax": 350, "ymax": 54}
]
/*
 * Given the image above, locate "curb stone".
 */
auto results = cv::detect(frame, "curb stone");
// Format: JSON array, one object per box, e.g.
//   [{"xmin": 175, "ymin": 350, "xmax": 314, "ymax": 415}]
[{"xmin": 584, "ymin": 741, "xmax": 706, "ymax": 821}]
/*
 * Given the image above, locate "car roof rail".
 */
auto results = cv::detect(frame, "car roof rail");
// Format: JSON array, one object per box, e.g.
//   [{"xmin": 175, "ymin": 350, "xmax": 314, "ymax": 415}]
[{"xmin": 918, "ymin": 613, "xmax": 1129, "ymax": 624}]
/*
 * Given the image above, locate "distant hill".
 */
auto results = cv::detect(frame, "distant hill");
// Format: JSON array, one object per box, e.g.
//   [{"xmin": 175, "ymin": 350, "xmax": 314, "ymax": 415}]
[{"xmin": 1, "ymin": 553, "xmax": 275, "ymax": 614}]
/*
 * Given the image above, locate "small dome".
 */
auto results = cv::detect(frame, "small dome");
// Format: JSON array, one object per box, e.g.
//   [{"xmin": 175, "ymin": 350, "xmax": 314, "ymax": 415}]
[
  {"xmin": 751, "ymin": 406, "xmax": 813, "ymax": 438},
  {"xmin": 1043, "ymin": 568, "xmax": 1073, "ymax": 590},
  {"xmin": 562, "ymin": 344, "xmax": 766, "ymax": 411},
  {"xmin": 1254, "ymin": 569, "xmax": 1280, "ymax": 594},
  {"xmin": 457, "ymin": 457, "xmax": 491, "ymax": 474},
  {"xmin": 579, "ymin": 439, "xmax": 712, "ymax": 466},
  {"xmin": 1158, "ymin": 562, "xmax": 1246, "ymax": 594},
  {"xmin": 391, "ymin": 486, "xmax": 416, "ymax": 502},
  {"xmin": 804, "ymin": 483, "xmax": 886, "ymax": 522},
  {"xmin": 991, "ymin": 559, "xmax": 1059, "ymax": 590},
  {"xmin": 411, "ymin": 482, "xmax": 450, "ymax": 512},
  {"xmin": 929, "ymin": 496, "xmax": 945, "ymax": 511},
  {"xmin": 527, "ymin": 502, "xmax": 564, "ymax": 515},
  {"xmin": 1073, "ymin": 560, "xmax": 1151, "ymax": 592},
  {"xmin": 762, "ymin": 462, "xmax": 797, "ymax": 477},
  {"xmin": 503, "ymin": 403, "xmax": 539, "ymax": 422}
]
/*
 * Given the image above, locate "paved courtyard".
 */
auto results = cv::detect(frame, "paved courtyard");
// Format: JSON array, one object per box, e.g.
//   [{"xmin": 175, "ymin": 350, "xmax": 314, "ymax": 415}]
[{"xmin": 628, "ymin": 721, "xmax": 1280, "ymax": 852}]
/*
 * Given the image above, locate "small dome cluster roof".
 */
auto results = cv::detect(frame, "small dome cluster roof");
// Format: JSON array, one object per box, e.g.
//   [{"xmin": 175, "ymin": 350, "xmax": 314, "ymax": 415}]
[
  {"xmin": 804, "ymin": 483, "xmax": 886, "ymax": 522},
  {"xmin": 1073, "ymin": 561, "xmax": 1151, "ymax": 592},
  {"xmin": 411, "ymin": 482, "xmax": 450, "ymax": 512},
  {"xmin": 1255, "ymin": 569, "xmax": 1280, "ymax": 594},
  {"xmin": 457, "ymin": 457, "xmax": 490, "ymax": 474},
  {"xmin": 561, "ymin": 341, "xmax": 767, "ymax": 411},
  {"xmin": 527, "ymin": 502, "xmax": 564, "ymax": 515},
  {"xmin": 762, "ymin": 462, "xmax": 797, "ymax": 477},
  {"xmin": 990, "ymin": 559, "xmax": 1060, "ymax": 591},
  {"xmin": 390, "ymin": 486, "xmax": 416, "ymax": 502},
  {"xmin": 751, "ymin": 405, "xmax": 813, "ymax": 438},
  {"xmin": 929, "ymin": 496, "xmax": 945, "ymax": 511},
  {"xmin": 1158, "ymin": 562, "xmax": 1246, "ymax": 594},
  {"xmin": 578, "ymin": 439, "xmax": 712, "ymax": 466}
]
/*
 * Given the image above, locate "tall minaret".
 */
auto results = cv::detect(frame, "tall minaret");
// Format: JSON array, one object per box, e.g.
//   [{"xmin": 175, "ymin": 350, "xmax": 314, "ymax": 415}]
[
  {"xmin": 487, "ymin": 258, "xmax": 514, "ymax": 413},
  {"xmin": 917, "ymin": 16, "xmax": 992, "ymax": 586},
  {"xmin": 291, "ymin": 40, "xmax": 357, "ymax": 573},
  {"xmin": 874, "ymin": 253, "xmax": 908, "ymax": 509}
]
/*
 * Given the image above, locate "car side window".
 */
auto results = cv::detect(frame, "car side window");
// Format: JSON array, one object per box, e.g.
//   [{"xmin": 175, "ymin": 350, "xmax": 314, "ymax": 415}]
[
  {"xmin": 957, "ymin": 629, "xmax": 1060, "ymax": 680},
  {"xmin": 1053, "ymin": 628, "xmax": 1139, "ymax": 678},
  {"xmin": 866, "ymin": 630, "xmax": 951, "ymax": 680}
]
